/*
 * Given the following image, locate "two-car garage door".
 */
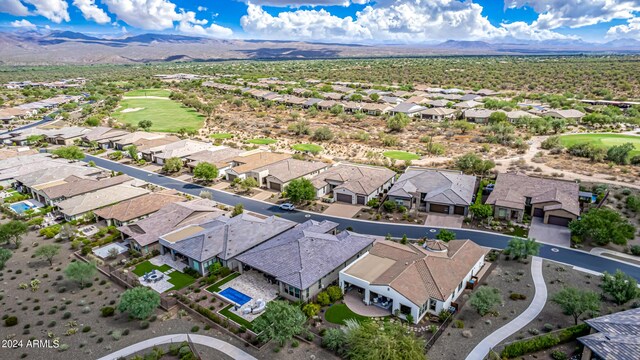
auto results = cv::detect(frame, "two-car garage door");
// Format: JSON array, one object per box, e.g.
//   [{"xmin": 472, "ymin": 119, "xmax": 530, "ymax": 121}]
[
  {"xmin": 547, "ymin": 215, "xmax": 572, "ymax": 227},
  {"xmin": 336, "ymin": 193, "xmax": 353, "ymax": 204},
  {"xmin": 429, "ymin": 204, "xmax": 449, "ymax": 214}
]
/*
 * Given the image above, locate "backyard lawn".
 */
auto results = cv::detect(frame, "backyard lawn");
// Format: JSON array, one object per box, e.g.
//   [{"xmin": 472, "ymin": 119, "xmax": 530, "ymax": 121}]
[
  {"xmin": 124, "ymin": 88, "xmax": 171, "ymax": 97},
  {"xmin": 559, "ymin": 133, "xmax": 640, "ymax": 156},
  {"xmin": 210, "ymin": 133, "xmax": 234, "ymax": 139},
  {"xmin": 206, "ymin": 272, "xmax": 241, "ymax": 293},
  {"xmin": 132, "ymin": 261, "xmax": 196, "ymax": 291},
  {"xmin": 220, "ymin": 304, "xmax": 254, "ymax": 330},
  {"xmin": 246, "ymin": 138, "xmax": 277, "ymax": 145},
  {"xmin": 324, "ymin": 303, "xmax": 371, "ymax": 325},
  {"xmin": 113, "ymin": 97, "xmax": 204, "ymax": 132},
  {"xmin": 383, "ymin": 151, "xmax": 421, "ymax": 161},
  {"xmin": 292, "ymin": 143, "xmax": 323, "ymax": 153}
]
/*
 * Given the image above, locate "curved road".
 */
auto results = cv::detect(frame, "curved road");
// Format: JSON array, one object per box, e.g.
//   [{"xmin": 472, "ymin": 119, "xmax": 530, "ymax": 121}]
[
  {"xmin": 84, "ymin": 155, "xmax": 640, "ymax": 281},
  {"xmin": 96, "ymin": 333, "xmax": 256, "ymax": 360}
]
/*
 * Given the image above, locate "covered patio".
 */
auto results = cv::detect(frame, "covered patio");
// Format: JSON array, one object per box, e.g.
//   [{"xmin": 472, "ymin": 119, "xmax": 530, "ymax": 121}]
[{"xmin": 343, "ymin": 289, "xmax": 393, "ymax": 317}]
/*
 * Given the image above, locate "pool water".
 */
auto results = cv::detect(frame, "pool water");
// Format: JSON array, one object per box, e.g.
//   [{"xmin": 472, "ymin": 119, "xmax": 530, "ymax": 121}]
[
  {"xmin": 10, "ymin": 202, "xmax": 32, "ymax": 214},
  {"xmin": 219, "ymin": 287, "xmax": 252, "ymax": 306}
]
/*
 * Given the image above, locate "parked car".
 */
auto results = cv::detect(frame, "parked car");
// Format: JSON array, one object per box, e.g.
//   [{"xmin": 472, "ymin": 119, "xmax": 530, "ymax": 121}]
[{"xmin": 279, "ymin": 203, "xmax": 295, "ymax": 211}]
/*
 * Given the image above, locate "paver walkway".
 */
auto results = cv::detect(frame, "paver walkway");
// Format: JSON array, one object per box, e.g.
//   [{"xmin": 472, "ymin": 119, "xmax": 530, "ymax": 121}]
[
  {"xmin": 465, "ymin": 256, "xmax": 547, "ymax": 360},
  {"xmin": 96, "ymin": 333, "xmax": 257, "ymax": 360}
]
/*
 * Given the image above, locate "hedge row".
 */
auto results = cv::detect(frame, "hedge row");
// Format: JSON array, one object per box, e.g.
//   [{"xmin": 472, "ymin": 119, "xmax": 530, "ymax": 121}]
[{"xmin": 500, "ymin": 323, "xmax": 590, "ymax": 358}]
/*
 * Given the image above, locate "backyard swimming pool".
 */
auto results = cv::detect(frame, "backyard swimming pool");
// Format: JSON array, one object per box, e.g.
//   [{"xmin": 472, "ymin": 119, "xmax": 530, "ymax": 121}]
[
  {"xmin": 9, "ymin": 200, "xmax": 40, "ymax": 214},
  {"xmin": 219, "ymin": 287, "xmax": 252, "ymax": 306}
]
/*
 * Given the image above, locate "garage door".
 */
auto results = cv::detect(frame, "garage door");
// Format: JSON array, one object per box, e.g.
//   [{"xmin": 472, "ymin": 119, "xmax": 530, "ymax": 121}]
[
  {"xmin": 356, "ymin": 195, "xmax": 366, "ymax": 205},
  {"xmin": 336, "ymin": 193, "xmax": 353, "ymax": 203},
  {"xmin": 547, "ymin": 215, "xmax": 572, "ymax": 227},
  {"xmin": 227, "ymin": 174, "xmax": 238, "ymax": 181},
  {"xmin": 533, "ymin": 208, "xmax": 544, "ymax": 218},
  {"xmin": 429, "ymin": 204, "xmax": 449, "ymax": 214},
  {"xmin": 269, "ymin": 182, "xmax": 282, "ymax": 191},
  {"xmin": 454, "ymin": 206, "xmax": 465, "ymax": 215}
]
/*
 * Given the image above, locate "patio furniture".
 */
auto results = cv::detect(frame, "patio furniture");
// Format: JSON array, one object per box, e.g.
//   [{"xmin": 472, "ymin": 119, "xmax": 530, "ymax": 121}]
[
  {"xmin": 252, "ymin": 299, "xmax": 266, "ymax": 314},
  {"xmin": 242, "ymin": 307, "xmax": 252, "ymax": 315}
]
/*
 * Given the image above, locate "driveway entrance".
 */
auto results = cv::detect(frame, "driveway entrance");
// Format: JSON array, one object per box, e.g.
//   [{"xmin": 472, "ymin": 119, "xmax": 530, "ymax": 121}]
[{"xmin": 528, "ymin": 217, "xmax": 570, "ymax": 247}]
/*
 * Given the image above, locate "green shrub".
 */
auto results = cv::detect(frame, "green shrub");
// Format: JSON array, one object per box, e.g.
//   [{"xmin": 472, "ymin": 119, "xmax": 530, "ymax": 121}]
[
  {"xmin": 551, "ymin": 350, "xmax": 568, "ymax": 360},
  {"xmin": 302, "ymin": 303, "xmax": 321, "ymax": 318},
  {"xmin": 62, "ymin": 312, "xmax": 71, "ymax": 319},
  {"xmin": 509, "ymin": 293, "xmax": 527, "ymax": 300},
  {"xmin": 500, "ymin": 324, "xmax": 589, "ymax": 358},
  {"xmin": 100, "ymin": 306, "xmax": 115, "ymax": 317},
  {"xmin": 452, "ymin": 320, "xmax": 464, "ymax": 329},
  {"xmin": 191, "ymin": 326, "xmax": 199, "ymax": 333},
  {"xmin": 5, "ymin": 316, "xmax": 18, "ymax": 326},
  {"xmin": 316, "ymin": 292, "xmax": 330, "ymax": 306},
  {"xmin": 630, "ymin": 245, "xmax": 640, "ymax": 256},
  {"xmin": 326, "ymin": 286, "xmax": 342, "ymax": 302},
  {"xmin": 139, "ymin": 321, "xmax": 150, "ymax": 329},
  {"xmin": 82, "ymin": 326, "xmax": 91, "ymax": 333}
]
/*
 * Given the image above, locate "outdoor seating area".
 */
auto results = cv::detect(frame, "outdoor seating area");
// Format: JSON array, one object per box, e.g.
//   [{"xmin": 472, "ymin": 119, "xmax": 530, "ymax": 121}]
[
  {"xmin": 132, "ymin": 257, "xmax": 196, "ymax": 293},
  {"xmin": 343, "ymin": 291, "xmax": 393, "ymax": 317},
  {"xmin": 78, "ymin": 224, "xmax": 99, "ymax": 237},
  {"xmin": 218, "ymin": 270, "xmax": 278, "ymax": 322},
  {"xmin": 371, "ymin": 294, "xmax": 392, "ymax": 310}
]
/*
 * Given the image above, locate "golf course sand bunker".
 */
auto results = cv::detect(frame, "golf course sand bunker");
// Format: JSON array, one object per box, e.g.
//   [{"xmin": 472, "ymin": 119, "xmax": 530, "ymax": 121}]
[{"xmin": 121, "ymin": 107, "xmax": 144, "ymax": 113}]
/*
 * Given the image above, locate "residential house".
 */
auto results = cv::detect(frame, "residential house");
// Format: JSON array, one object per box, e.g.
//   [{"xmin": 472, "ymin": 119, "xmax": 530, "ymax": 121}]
[
  {"xmin": 159, "ymin": 212, "xmax": 296, "ymax": 275},
  {"xmin": 259, "ymin": 158, "xmax": 329, "ymax": 191},
  {"xmin": 472, "ymin": 89, "xmax": 500, "ymax": 96},
  {"xmin": 505, "ymin": 110, "xmax": 540, "ymax": 122},
  {"xmin": 405, "ymin": 96, "xmax": 430, "ymax": 105},
  {"xmin": 311, "ymin": 163, "xmax": 396, "ymax": 205},
  {"xmin": 236, "ymin": 220, "xmax": 375, "ymax": 302},
  {"xmin": 322, "ymin": 92, "xmax": 344, "ymax": 101},
  {"xmin": 459, "ymin": 94, "xmax": 482, "ymax": 101},
  {"xmin": 339, "ymin": 239, "xmax": 488, "ymax": 324},
  {"xmin": 81, "ymin": 127, "xmax": 129, "ymax": 147},
  {"xmin": 45, "ymin": 127, "xmax": 91, "ymax": 145},
  {"xmin": 147, "ymin": 139, "xmax": 222, "ymax": 165},
  {"xmin": 225, "ymin": 152, "xmax": 291, "ymax": 182},
  {"xmin": 57, "ymin": 184, "xmax": 150, "ymax": 221},
  {"xmin": 453, "ymin": 100, "xmax": 483, "ymax": 109},
  {"xmin": 342, "ymin": 101, "xmax": 363, "ymax": 113},
  {"xmin": 361, "ymin": 103, "xmax": 393, "ymax": 116},
  {"xmin": 94, "ymin": 190, "xmax": 184, "ymax": 226},
  {"xmin": 0, "ymin": 147, "xmax": 37, "ymax": 160},
  {"xmin": 35, "ymin": 174, "xmax": 132, "ymax": 206},
  {"xmin": 420, "ymin": 107, "xmax": 458, "ymax": 121},
  {"xmin": 0, "ymin": 108, "xmax": 34, "ymax": 124},
  {"xmin": 425, "ymin": 99, "xmax": 451, "ymax": 108},
  {"xmin": 389, "ymin": 102, "xmax": 428, "ymax": 117},
  {"xmin": 302, "ymin": 98, "xmax": 323, "ymax": 108},
  {"xmin": 379, "ymin": 96, "xmax": 404, "ymax": 105},
  {"xmin": 387, "ymin": 168, "xmax": 476, "ymax": 215},
  {"xmin": 13, "ymin": 165, "xmax": 104, "ymax": 203},
  {"xmin": 464, "ymin": 108, "xmax": 496, "ymax": 123},
  {"xmin": 578, "ymin": 308, "xmax": 640, "ymax": 360},
  {"xmin": 134, "ymin": 136, "xmax": 182, "ymax": 160},
  {"xmin": 544, "ymin": 109, "xmax": 585, "ymax": 121},
  {"xmin": 485, "ymin": 172, "xmax": 580, "ymax": 226},
  {"xmin": 119, "ymin": 199, "xmax": 226, "ymax": 254},
  {"xmin": 317, "ymin": 100, "xmax": 341, "ymax": 111},
  {"xmin": 185, "ymin": 148, "xmax": 245, "ymax": 173},
  {"xmin": 110, "ymin": 132, "xmax": 166, "ymax": 150}
]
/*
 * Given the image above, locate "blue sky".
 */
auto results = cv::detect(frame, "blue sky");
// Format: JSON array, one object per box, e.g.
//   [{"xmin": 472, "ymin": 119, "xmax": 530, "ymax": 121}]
[{"xmin": 1, "ymin": 0, "xmax": 639, "ymax": 43}]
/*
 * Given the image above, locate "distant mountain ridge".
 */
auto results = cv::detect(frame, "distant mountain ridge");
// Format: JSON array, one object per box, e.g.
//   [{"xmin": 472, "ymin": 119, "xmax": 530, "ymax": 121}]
[{"xmin": 1, "ymin": 30, "xmax": 640, "ymax": 65}]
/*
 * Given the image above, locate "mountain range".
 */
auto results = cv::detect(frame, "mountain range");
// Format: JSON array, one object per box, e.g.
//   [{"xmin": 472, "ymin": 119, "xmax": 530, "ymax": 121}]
[{"xmin": 1, "ymin": 30, "xmax": 640, "ymax": 65}]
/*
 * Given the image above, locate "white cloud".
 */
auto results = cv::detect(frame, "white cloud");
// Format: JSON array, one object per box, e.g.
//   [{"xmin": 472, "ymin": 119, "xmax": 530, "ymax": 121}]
[
  {"xmin": 505, "ymin": 0, "xmax": 640, "ymax": 30},
  {"xmin": 11, "ymin": 19, "xmax": 37, "ymax": 28},
  {"xmin": 73, "ymin": 0, "xmax": 110, "ymax": 24},
  {"xmin": 103, "ymin": 0, "xmax": 233, "ymax": 37},
  {"xmin": 0, "ymin": 0, "xmax": 30, "ymax": 16},
  {"xmin": 240, "ymin": 0, "xmax": 368, "ymax": 7},
  {"xmin": 240, "ymin": 0, "xmax": 572, "ymax": 43},
  {"xmin": 607, "ymin": 17, "xmax": 640, "ymax": 39},
  {"xmin": 22, "ymin": 0, "xmax": 70, "ymax": 23},
  {"xmin": 197, "ymin": 6, "xmax": 207, "ymax": 11}
]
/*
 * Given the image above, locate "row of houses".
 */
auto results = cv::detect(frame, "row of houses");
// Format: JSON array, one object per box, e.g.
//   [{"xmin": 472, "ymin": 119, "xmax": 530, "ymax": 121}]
[
  {"xmin": 4, "ymin": 78, "xmax": 86, "ymax": 89},
  {"xmin": 203, "ymin": 80, "xmax": 585, "ymax": 122},
  {"xmin": 0, "ymin": 153, "xmax": 185, "ymax": 223},
  {"xmin": 0, "ymin": 94, "xmax": 84, "ymax": 124}
]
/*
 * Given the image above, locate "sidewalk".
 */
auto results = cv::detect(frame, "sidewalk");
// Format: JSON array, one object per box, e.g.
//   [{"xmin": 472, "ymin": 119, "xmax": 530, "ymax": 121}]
[
  {"xmin": 465, "ymin": 257, "xmax": 547, "ymax": 360},
  {"xmin": 96, "ymin": 333, "xmax": 257, "ymax": 360}
]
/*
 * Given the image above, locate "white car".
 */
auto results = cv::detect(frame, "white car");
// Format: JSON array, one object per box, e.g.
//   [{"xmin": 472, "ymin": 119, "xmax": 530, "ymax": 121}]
[{"xmin": 279, "ymin": 203, "xmax": 295, "ymax": 211}]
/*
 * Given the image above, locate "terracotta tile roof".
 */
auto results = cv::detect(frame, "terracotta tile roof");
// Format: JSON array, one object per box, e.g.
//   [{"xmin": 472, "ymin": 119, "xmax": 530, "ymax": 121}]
[
  {"xmin": 94, "ymin": 191, "xmax": 184, "ymax": 222},
  {"xmin": 311, "ymin": 163, "xmax": 396, "ymax": 196},
  {"xmin": 261, "ymin": 159, "xmax": 329, "ymax": 183},
  {"xmin": 229, "ymin": 152, "xmax": 292, "ymax": 174},
  {"xmin": 388, "ymin": 168, "xmax": 475, "ymax": 206},
  {"xmin": 346, "ymin": 239, "xmax": 487, "ymax": 305},
  {"xmin": 186, "ymin": 148, "xmax": 245, "ymax": 168},
  {"xmin": 41, "ymin": 174, "xmax": 131, "ymax": 200}
]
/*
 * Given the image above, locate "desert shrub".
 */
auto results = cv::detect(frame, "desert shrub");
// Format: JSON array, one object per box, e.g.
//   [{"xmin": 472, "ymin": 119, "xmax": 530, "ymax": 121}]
[
  {"xmin": 452, "ymin": 320, "xmax": 464, "ymax": 328},
  {"xmin": 191, "ymin": 326, "xmax": 199, "ymax": 333},
  {"xmin": 82, "ymin": 326, "xmax": 91, "ymax": 333},
  {"xmin": 5, "ymin": 316, "xmax": 18, "ymax": 326},
  {"xmin": 509, "ymin": 293, "xmax": 527, "ymax": 300},
  {"xmin": 111, "ymin": 330, "xmax": 122, "ymax": 341},
  {"xmin": 139, "ymin": 320, "xmax": 150, "ymax": 329},
  {"xmin": 551, "ymin": 350, "xmax": 568, "ymax": 360},
  {"xmin": 500, "ymin": 324, "xmax": 589, "ymax": 358},
  {"xmin": 100, "ymin": 306, "xmax": 115, "ymax": 317},
  {"xmin": 630, "ymin": 245, "xmax": 640, "ymax": 256},
  {"xmin": 62, "ymin": 312, "xmax": 71, "ymax": 319}
]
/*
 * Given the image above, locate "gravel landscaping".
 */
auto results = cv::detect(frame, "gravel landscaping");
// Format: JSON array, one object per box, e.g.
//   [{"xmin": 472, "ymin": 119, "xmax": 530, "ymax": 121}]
[
  {"xmin": 496, "ymin": 260, "xmax": 635, "ymax": 359},
  {"xmin": 427, "ymin": 256, "xmax": 536, "ymax": 360}
]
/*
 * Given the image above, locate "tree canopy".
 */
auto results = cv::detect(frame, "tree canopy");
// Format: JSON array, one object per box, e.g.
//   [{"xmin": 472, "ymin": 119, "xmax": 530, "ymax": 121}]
[
  {"xmin": 34, "ymin": 244, "xmax": 61, "ymax": 266},
  {"xmin": 138, "ymin": 119, "xmax": 153, "ymax": 131},
  {"xmin": 118, "ymin": 286, "xmax": 161, "ymax": 319},
  {"xmin": 602, "ymin": 270, "xmax": 639, "ymax": 305},
  {"xmin": 504, "ymin": 238, "xmax": 540, "ymax": 260},
  {"xmin": 0, "ymin": 221, "xmax": 28, "ymax": 248},
  {"xmin": 284, "ymin": 178, "xmax": 316, "ymax": 203},
  {"xmin": 386, "ymin": 113, "xmax": 410, "ymax": 132},
  {"xmin": 193, "ymin": 162, "xmax": 218, "ymax": 181},
  {"xmin": 551, "ymin": 287, "xmax": 600, "ymax": 325},
  {"xmin": 0, "ymin": 248, "xmax": 12, "ymax": 270},
  {"xmin": 162, "ymin": 157, "xmax": 183, "ymax": 173},
  {"xmin": 569, "ymin": 208, "xmax": 636, "ymax": 246},
  {"xmin": 346, "ymin": 320, "xmax": 425, "ymax": 360},
  {"xmin": 64, "ymin": 261, "xmax": 97, "ymax": 289},
  {"xmin": 455, "ymin": 153, "xmax": 495, "ymax": 175},
  {"xmin": 253, "ymin": 300, "xmax": 307, "ymax": 346},
  {"xmin": 52, "ymin": 146, "xmax": 85, "ymax": 160},
  {"xmin": 469, "ymin": 286, "xmax": 502, "ymax": 316}
]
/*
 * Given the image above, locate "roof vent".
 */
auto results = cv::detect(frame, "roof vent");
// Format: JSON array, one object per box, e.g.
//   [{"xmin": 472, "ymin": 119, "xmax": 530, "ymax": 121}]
[{"xmin": 423, "ymin": 239, "xmax": 448, "ymax": 252}]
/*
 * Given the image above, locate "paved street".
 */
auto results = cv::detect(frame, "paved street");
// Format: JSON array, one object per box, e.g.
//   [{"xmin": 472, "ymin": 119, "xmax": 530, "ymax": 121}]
[{"xmin": 83, "ymin": 154, "xmax": 640, "ymax": 281}]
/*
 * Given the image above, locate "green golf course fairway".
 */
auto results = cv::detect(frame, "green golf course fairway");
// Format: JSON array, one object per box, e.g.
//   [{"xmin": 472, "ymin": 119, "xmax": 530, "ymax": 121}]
[
  {"xmin": 113, "ymin": 97, "xmax": 204, "ymax": 132},
  {"xmin": 559, "ymin": 134, "xmax": 640, "ymax": 156},
  {"xmin": 292, "ymin": 144, "xmax": 323, "ymax": 153},
  {"xmin": 247, "ymin": 138, "xmax": 277, "ymax": 145},
  {"xmin": 383, "ymin": 151, "xmax": 421, "ymax": 161},
  {"xmin": 124, "ymin": 89, "xmax": 171, "ymax": 97}
]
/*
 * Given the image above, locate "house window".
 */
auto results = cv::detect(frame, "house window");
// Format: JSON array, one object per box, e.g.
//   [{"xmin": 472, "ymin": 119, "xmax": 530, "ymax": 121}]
[
  {"xmin": 457, "ymin": 281, "xmax": 463, "ymax": 292},
  {"xmin": 429, "ymin": 299, "xmax": 437, "ymax": 311},
  {"xmin": 498, "ymin": 208, "xmax": 506, "ymax": 218},
  {"xmin": 285, "ymin": 285, "xmax": 300, "ymax": 298}
]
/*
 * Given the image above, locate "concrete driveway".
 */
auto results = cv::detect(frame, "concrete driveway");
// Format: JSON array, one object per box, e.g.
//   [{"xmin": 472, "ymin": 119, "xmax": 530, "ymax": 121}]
[
  {"xmin": 424, "ymin": 214, "xmax": 464, "ymax": 228},
  {"xmin": 528, "ymin": 217, "xmax": 570, "ymax": 247},
  {"xmin": 323, "ymin": 202, "xmax": 363, "ymax": 218}
]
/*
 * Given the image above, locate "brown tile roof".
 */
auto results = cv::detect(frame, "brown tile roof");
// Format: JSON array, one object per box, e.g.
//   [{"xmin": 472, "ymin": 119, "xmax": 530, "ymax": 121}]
[
  {"xmin": 311, "ymin": 164, "xmax": 396, "ymax": 196},
  {"xmin": 186, "ymin": 148, "xmax": 245, "ymax": 168},
  {"xmin": 486, "ymin": 172, "xmax": 580, "ymax": 216},
  {"xmin": 41, "ymin": 175, "xmax": 132, "ymax": 200},
  {"xmin": 261, "ymin": 159, "xmax": 329, "ymax": 183},
  {"xmin": 348, "ymin": 239, "xmax": 487, "ymax": 305},
  {"xmin": 94, "ymin": 191, "xmax": 184, "ymax": 222},
  {"xmin": 136, "ymin": 136, "xmax": 181, "ymax": 152},
  {"xmin": 229, "ymin": 152, "xmax": 292, "ymax": 174}
]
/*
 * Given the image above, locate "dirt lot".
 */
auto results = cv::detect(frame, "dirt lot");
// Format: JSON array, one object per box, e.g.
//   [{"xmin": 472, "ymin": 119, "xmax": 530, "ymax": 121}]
[{"xmin": 428, "ymin": 256, "xmax": 535, "ymax": 360}]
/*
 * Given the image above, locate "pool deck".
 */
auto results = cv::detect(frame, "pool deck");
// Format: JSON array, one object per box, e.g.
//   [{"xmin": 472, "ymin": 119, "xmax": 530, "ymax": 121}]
[{"xmin": 219, "ymin": 271, "xmax": 278, "ymax": 322}]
